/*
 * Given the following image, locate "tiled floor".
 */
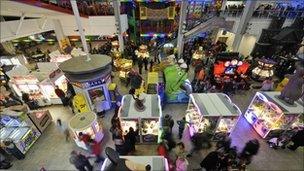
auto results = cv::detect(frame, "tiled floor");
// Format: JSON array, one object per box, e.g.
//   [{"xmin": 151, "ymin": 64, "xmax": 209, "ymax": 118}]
[{"xmin": 7, "ymin": 67, "xmax": 304, "ymax": 171}]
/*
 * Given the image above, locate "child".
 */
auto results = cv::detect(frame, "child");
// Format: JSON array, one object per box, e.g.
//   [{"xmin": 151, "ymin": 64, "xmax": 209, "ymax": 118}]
[
  {"xmin": 57, "ymin": 119, "xmax": 71, "ymax": 142},
  {"xmin": 267, "ymin": 136, "xmax": 286, "ymax": 149}
]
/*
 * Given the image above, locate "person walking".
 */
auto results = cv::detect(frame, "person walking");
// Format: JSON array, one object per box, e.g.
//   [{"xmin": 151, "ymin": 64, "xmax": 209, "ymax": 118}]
[
  {"xmin": 177, "ymin": 117, "xmax": 188, "ymax": 139},
  {"xmin": 138, "ymin": 58, "xmax": 143, "ymax": 75},
  {"xmin": 3, "ymin": 140, "xmax": 25, "ymax": 160},
  {"xmin": 78, "ymin": 132, "xmax": 92, "ymax": 151},
  {"xmin": 69, "ymin": 151, "xmax": 93, "ymax": 171},
  {"xmin": 54, "ymin": 85, "xmax": 66, "ymax": 106},
  {"xmin": 56, "ymin": 119, "xmax": 70, "ymax": 142},
  {"xmin": 261, "ymin": 77, "xmax": 274, "ymax": 91},
  {"xmin": 125, "ymin": 127, "xmax": 139, "ymax": 154},
  {"xmin": 88, "ymin": 139, "xmax": 104, "ymax": 163},
  {"xmin": 287, "ymin": 129, "xmax": 304, "ymax": 151}
]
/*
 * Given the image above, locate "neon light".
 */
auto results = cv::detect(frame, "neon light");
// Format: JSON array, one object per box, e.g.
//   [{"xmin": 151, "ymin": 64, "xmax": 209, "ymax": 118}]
[{"xmin": 140, "ymin": 33, "xmax": 168, "ymax": 37}]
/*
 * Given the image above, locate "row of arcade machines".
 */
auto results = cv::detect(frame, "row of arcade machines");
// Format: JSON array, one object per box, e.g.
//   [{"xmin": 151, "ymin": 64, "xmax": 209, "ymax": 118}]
[
  {"xmin": 0, "ymin": 109, "xmax": 52, "ymax": 157},
  {"xmin": 185, "ymin": 92, "xmax": 303, "ymax": 140}
]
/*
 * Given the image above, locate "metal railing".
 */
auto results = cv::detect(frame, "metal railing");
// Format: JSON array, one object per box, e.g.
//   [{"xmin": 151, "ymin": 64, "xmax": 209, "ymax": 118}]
[{"xmin": 221, "ymin": 9, "xmax": 304, "ymax": 19}]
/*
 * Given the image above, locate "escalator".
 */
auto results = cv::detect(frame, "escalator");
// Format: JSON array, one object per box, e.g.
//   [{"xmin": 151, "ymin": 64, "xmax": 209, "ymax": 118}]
[{"xmin": 184, "ymin": 16, "xmax": 230, "ymax": 41}]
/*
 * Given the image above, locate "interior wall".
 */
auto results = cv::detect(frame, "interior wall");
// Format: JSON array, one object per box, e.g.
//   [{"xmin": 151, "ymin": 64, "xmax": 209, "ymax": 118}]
[{"xmin": 238, "ymin": 34, "xmax": 257, "ymax": 57}]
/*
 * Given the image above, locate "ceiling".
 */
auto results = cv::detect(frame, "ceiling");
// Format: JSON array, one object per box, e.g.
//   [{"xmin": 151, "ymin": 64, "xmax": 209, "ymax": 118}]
[{"xmin": 0, "ymin": 1, "xmax": 70, "ymax": 18}]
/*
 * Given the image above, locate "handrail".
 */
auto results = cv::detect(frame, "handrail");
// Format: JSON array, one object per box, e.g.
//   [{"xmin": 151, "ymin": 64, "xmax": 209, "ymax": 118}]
[{"xmin": 221, "ymin": 9, "xmax": 304, "ymax": 19}]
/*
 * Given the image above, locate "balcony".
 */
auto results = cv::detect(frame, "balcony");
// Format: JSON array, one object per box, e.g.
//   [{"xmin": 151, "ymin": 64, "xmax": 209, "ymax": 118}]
[
  {"xmin": 221, "ymin": 9, "xmax": 304, "ymax": 19},
  {"xmin": 14, "ymin": 0, "xmax": 127, "ymax": 17}
]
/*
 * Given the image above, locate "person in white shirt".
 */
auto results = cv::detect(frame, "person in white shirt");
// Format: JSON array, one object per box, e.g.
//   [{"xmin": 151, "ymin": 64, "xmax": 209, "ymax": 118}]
[{"xmin": 261, "ymin": 77, "xmax": 274, "ymax": 91}]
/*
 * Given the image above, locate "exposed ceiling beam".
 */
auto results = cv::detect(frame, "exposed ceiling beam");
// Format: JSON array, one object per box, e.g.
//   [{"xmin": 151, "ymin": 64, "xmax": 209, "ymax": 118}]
[{"xmin": 15, "ymin": 12, "xmax": 25, "ymax": 36}]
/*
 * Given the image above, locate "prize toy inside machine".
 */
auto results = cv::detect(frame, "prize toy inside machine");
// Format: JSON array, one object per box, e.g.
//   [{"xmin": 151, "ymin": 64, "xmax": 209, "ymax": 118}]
[
  {"xmin": 0, "ymin": 114, "xmax": 41, "ymax": 154},
  {"xmin": 111, "ymin": 41, "xmax": 121, "ymax": 60},
  {"xmin": 141, "ymin": 118, "xmax": 159, "ymax": 143},
  {"xmin": 185, "ymin": 103, "xmax": 216, "ymax": 137},
  {"xmin": 120, "ymin": 118, "xmax": 139, "ymax": 136},
  {"xmin": 214, "ymin": 117, "xmax": 238, "ymax": 140},
  {"xmin": 69, "ymin": 112, "xmax": 103, "ymax": 150},
  {"xmin": 251, "ymin": 58, "xmax": 276, "ymax": 81},
  {"xmin": 244, "ymin": 93, "xmax": 284, "ymax": 139},
  {"xmin": 213, "ymin": 53, "xmax": 250, "ymax": 83},
  {"xmin": 117, "ymin": 59, "xmax": 133, "ymax": 80},
  {"xmin": 112, "ymin": 41, "xmax": 132, "ymax": 80},
  {"xmin": 192, "ymin": 46, "xmax": 205, "ymax": 66},
  {"xmin": 11, "ymin": 75, "xmax": 44, "ymax": 100}
]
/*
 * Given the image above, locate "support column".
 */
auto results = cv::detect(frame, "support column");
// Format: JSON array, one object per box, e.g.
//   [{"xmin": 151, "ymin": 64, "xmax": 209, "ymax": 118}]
[
  {"xmin": 70, "ymin": 0, "xmax": 90, "ymax": 61},
  {"xmin": 177, "ymin": 0, "xmax": 188, "ymax": 59},
  {"xmin": 113, "ymin": 0, "xmax": 124, "ymax": 52},
  {"xmin": 53, "ymin": 19, "xmax": 71, "ymax": 52},
  {"xmin": 232, "ymin": 0, "xmax": 257, "ymax": 51}
]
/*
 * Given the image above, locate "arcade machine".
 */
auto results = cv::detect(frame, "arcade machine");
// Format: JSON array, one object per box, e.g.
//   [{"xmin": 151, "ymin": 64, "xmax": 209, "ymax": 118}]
[
  {"xmin": 251, "ymin": 58, "xmax": 276, "ymax": 81},
  {"xmin": 118, "ymin": 94, "xmax": 162, "ymax": 143},
  {"xmin": 59, "ymin": 54, "xmax": 113, "ymax": 112},
  {"xmin": 101, "ymin": 147, "xmax": 169, "ymax": 171},
  {"xmin": 185, "ymin": 93, "xmax": 241, "ymax": 140},
  {"xmin": 163, "ymin": 65, "xmax": 192, "ymax": 103},
  {"xmin": 0, "ymin": 110, "xmax": 41, "ymax": 155},
  {"xmin": 192, "ymin": 46, "xmax": 205, "ymax": 66},
  {"xmin": 244, "ymin": 91, "xmax": 304, "ymax": 139},
  {"xmin": 69, "ymin": 111, "xmax": 103, "ymax": 150},
  {"xmin": 27, "ymin": 110, "xmax": 52, "ymax": 133}
]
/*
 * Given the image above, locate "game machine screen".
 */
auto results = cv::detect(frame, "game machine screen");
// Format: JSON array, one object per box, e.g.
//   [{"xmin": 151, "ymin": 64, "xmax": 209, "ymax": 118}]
[{"xmin": 141, "ymin": 118, "xmax": 159, "ymax": 143}]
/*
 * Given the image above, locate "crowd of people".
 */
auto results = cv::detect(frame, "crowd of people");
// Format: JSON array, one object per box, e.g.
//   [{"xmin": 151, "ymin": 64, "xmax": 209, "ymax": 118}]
[
  {"xmin": 40, "ymin": 0, "xmax": 117, "ymax": 16},
  {"xmin": 222, "ymin": 3, "xmax": 304, "ymax": 18},
  {"xmin": 253, "ymin": 3, "xmax": 304, "ymax": 18}
]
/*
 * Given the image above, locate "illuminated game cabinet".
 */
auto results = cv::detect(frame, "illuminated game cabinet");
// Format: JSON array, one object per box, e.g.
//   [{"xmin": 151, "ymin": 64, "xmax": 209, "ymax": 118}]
[
  {"xmin": 0, "ymin": 111, "xmax": 41, "ymax": 155},
  {"xmin": 118, "ymin": 94, "xmax": 162, "ymax": 143},
  {"xmin": 186, "ymin": 93, "xmax": 241, "ymax": 140},
  {"xmin": 69, "ymin": 111, "xmax": 103, "ymax": 150},
  {"xmin": 59, "ymin": 54, "xmax": 113, "ymax": 112},
  {"xmin": 244, "ymin": 92, "xmax": 304, "ymax": 139}
]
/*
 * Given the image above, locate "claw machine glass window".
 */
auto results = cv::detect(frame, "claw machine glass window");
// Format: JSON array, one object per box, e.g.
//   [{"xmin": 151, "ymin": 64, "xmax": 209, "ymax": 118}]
[
  {"xmin": 88, "ymin": 88, "xmax": 105, "ymax": 102},
  {"xmin": 141, "ymin": 118, "xmax": 159, "ymax": 143}
]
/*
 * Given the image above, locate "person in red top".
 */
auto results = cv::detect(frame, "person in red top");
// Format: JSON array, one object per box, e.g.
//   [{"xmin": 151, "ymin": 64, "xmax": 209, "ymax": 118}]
[
  {"xmin": 157, "ymin": 141, "xmax": 168, "ymax": 158},
  {"xmin": 88, "ymin": 139, "xmax": 104, "ymax": 163},
  {"xmin": 54, "ymin": 85, "xmax": 66, "ymax": 106},
  {"xmin": 79, "ymin": 132, "xmax": 91, "ymax": 151}
]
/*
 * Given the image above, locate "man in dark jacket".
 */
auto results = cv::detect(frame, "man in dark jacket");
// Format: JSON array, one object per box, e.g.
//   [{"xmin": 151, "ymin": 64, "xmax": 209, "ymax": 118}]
[
  {"xmin": 69, "ymin": 150, "xmax": 93, "ymax": 171},
  {"xmin": 54, "ymin": 86, "xmax": 66, "ymax": 106},
  {"xmin": 288, "ymin": 129, "xmax": 304, "ymax": 150}
]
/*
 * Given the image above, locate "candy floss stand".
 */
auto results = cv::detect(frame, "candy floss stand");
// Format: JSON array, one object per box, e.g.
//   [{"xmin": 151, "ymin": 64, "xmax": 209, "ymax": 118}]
[{"xmin": 69, "ymin": 111, "xmax": 103, "ymax": 150}]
